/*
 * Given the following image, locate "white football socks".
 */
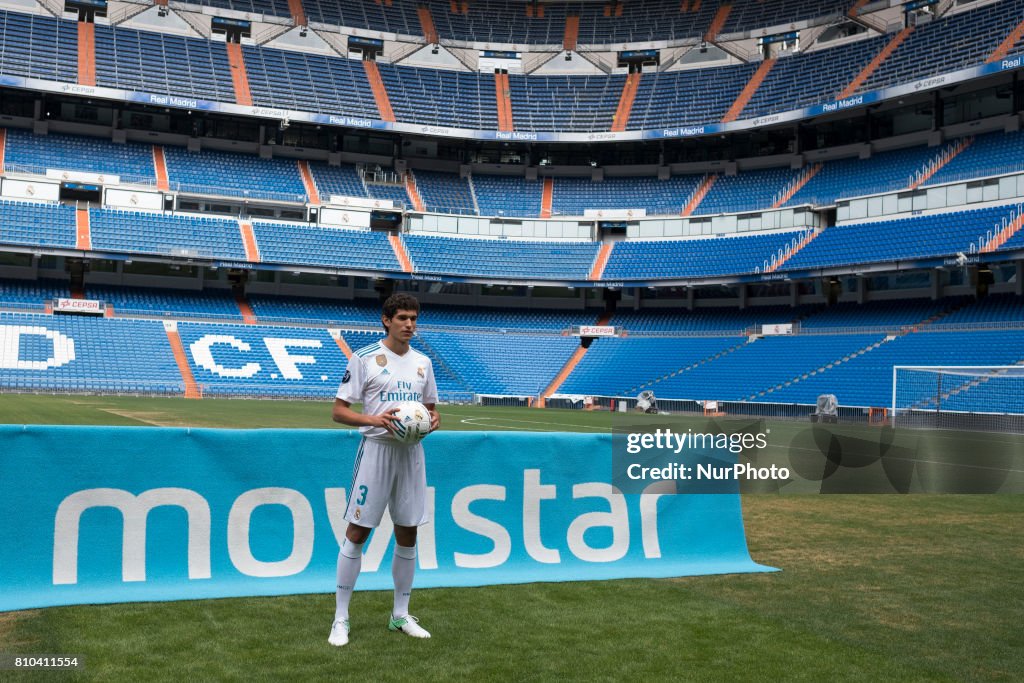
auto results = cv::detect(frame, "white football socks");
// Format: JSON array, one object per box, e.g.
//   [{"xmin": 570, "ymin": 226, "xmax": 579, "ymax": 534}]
[
  {"xmin": 392, "ymin": 544, "xmax": 417, "ymax": 618},
  {"xmin": 335, "ymin": 538, "xmax": 364, "ymax": 622}
]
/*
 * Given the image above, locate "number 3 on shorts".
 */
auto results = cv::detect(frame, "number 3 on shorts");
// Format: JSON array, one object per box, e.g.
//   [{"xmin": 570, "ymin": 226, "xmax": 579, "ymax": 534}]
[{"xmin": 356, "ymin": 485, "xmax": 368, "ymax": 506}]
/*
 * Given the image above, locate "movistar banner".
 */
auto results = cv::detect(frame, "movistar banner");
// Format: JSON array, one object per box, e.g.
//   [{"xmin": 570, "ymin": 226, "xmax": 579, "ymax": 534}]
[{"xmin": 0, "ymin": 427, "xmax": 773, "ymax": 611}]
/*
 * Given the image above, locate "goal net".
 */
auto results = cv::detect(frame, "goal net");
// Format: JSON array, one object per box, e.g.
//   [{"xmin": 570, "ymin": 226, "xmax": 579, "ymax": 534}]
[{"xmin": 892, "ymin": 366, "xmax": 1024, "ymax": 433}]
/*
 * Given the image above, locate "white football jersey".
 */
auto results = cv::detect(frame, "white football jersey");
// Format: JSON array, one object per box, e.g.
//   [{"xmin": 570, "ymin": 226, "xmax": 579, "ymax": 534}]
[{"xmin": 336, "ymin": 339, "xmax": 438, "ymax": 439}]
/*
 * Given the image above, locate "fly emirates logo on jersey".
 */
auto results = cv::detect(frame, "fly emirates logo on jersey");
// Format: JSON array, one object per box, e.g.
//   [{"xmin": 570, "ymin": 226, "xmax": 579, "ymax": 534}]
[{"xmin": 378, "ymin": 379, "xmax": 423, "ymax": 403}]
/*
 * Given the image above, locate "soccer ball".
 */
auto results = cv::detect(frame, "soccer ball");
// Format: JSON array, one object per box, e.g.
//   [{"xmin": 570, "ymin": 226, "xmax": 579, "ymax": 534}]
[{"xmin": 391, "ymin": 401, "xmax": 432, "ymax": 444}]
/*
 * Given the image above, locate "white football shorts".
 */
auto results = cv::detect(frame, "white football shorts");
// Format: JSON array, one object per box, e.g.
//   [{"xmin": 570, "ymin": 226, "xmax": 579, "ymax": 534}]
[{"xmin": 344, "ymin": 437, "xmax": 428, "ymax": 528}]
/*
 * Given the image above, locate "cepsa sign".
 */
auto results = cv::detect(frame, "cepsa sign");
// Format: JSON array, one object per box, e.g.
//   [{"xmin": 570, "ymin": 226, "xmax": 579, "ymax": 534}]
[{"xmin": 53, "ymin": 298, "xmax": 104, "ymax": 315}]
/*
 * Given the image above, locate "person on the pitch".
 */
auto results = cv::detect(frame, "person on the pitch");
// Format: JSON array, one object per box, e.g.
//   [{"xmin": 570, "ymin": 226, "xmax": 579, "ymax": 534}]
[{"xmin": 328, "ymin": 293, "xmax": 440, "ymax": 647}]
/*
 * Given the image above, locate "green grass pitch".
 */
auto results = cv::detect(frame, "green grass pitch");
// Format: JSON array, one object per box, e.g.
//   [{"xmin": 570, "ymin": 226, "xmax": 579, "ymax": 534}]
[{"xmin": 1, "ymin": 394, "xmax": 1022, "ymax": 681}]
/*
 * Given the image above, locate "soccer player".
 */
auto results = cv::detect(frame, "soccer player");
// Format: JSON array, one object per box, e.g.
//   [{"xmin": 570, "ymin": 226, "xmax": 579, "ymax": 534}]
[{"xmin": 328, "ymin": 293, "xmax": 440, "ymax": 647}]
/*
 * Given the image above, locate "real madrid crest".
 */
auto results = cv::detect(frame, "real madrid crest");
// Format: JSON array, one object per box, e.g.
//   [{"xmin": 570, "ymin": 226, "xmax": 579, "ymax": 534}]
[
  {"xmin": 417, "ymin": 366, "xmax": 425, "ymax": 378},
  {"xmin": 376, "ymin": 354, "xmax": 388, "ymax": 367}
]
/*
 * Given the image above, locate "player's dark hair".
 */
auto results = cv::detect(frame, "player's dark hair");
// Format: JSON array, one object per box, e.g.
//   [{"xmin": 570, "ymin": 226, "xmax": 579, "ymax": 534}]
[{"xmin": 382, "ymin": 293, "xmax": 420, "ymax": 327}]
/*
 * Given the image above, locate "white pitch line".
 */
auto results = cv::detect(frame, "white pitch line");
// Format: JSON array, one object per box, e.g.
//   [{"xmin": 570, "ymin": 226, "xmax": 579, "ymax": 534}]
[{"xmin": 458, "ymin": 416, "xmax": 610, "ymax": 432}]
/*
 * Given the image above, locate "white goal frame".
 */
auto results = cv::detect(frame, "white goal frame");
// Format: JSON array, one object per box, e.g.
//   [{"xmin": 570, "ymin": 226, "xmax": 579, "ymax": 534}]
[{"xmin": 892, "ymin": 365, "xmax": 1024, "ymax": 427}]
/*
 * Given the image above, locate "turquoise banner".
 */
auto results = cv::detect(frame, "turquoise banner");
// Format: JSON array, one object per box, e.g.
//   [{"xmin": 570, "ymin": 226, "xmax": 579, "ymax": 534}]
[{"xmin": 0, "ymin": 427, "xmax": 774, "ymax": 611}]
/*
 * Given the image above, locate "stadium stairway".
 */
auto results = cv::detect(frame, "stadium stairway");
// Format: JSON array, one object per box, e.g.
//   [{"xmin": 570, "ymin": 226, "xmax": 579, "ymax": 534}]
[
  {"xmin": 537, "ymin": 345, "xmax": 588, "ymax": 408},
  {"xmin": 980, "ymin": 209, "xmax": 1024, "ymax": 253},
  {"xmin": 611, "ymin": 71, "xmax": 641, "ymax": 132},
  {"xmin": 363, "ymin": 61, "xmax": 397, "ymax": 123},
  {"xmin": 405, "ymin": 171, "xmax": 426, "ymax": 212},
  {"xmin": 628, "ymin": 337, "xmax": 752, "ymax": 395},
  {"xmin": 764, "ymin": 228, "xmax": 823, "ymax": 273},
  {"xmin": 704, "ymin": 4, "xmax": 732, "ymax": 42},
  {"xmin": 225, "ymin": 42, "xmax": 253, "ymax": 107},
  {"xmin": 589, "ymin": 243, "xmax": 613, "ymax": 280},
  {"xmin": 75, "ymin": 207, "xmax": 91, "ymax": 251},
  {"xmin": 540, "ymin": 177, "xmax": 554, "ymax": 218},
  {"xmin": 536, "ymin": 311, "xmax": 613, "ymax": 407},
  {"xmin": 910, "ymin": 137, "xmax": 973, "ymax": 190},
  {"xmin": 389, "ymin": 234, "xmax": 414, "ymax": 272},
  {"xmin": 848, "ymin": 0, "xmax": 871, "ymax": 17},
  {"xmin": 774, "ymin": 163, "xmax": 822, "ymax": 208},
  {"xmin": 238, "ymin": 221, "xmax": 260, "ymax": 263},
  {"xmin": 418, "ymin": 5, "xmax": 440, "ymax": 44},
  {"xmin": 77, "ymin": 21, "xmax": 96, "ymax": 87},
  {"xmin": 564, "ymin": 15, "xmax": 580, "ymax": 51},
  {"xmin": 331, "ymin": 329, "xmax": 353, "ymax": 359},
  {"xmin": 236, "ymin": 297, "xmax": 257, "ymax": 325},
  {"xmin": 287, "ymin": 0, "xmax": 307, "ymax": 26},
  {"xmin": 682, "ymin": 174, "xmax": 717, "ymax": 216},
  {"xmin": 152, "ymin": 146, "xmax": 170, "ymax": 191},
  {"xmin": 495, "ymin": 71, "xmax": 514, "ymax": 132},
  {"xmin": 0, "ymin": 128, "xmax": 5, "ymax": 172},
  {"xmin": 165, "ymin": 324, "xmax": 202, "ymax": 398},
  {"xmin": 838, "ymin": 26, "xmax": 913, "ymax": 99},
  {"xmin": 987, "ymin": 16, "xmax": 1024, "ymax": 62},
  {"xmin": 723, "ymin": 58, "xmax": 775, "ymax": 124},
  {"xmin": 297, "ymin": 160, "xmax": 320, "ymax": 204}
]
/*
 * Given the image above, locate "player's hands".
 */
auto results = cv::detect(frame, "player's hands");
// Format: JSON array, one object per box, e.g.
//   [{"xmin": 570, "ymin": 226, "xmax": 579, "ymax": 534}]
[
  {"xmin": 428, "ymin": 409, "xmax": 440, "ymax": 433},
  {"xmin": 369, "ymin": 408, "xmax": 402, "ymax": 434}
]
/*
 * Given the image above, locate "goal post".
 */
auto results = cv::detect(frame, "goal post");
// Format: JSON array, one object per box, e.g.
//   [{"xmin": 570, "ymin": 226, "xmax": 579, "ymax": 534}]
[{"xmin": 892, "ymin": 365, "xmax": 1024, "ymax": 432}]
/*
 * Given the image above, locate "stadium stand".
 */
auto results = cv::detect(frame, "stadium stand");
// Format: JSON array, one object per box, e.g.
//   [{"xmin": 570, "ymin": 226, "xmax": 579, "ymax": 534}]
[
  {"xmin": 0, "ymin": 201, "xmax": 77, "ymax": 250},
  {"xmin": 248, "ymin": 295, "xmax": 382, "ymax": 326},
  {"xmin": 696, "ymin": 168, "xmax": 797, "ymax": 215},
  {"xmin": 549, "ymin": 175, "xmax": 703, "ymax": 217},
  {"xmin": 609, "ymin": 305, "xmax": 811, "ymax": 333},
  {"xmin": 797, "ymin": 298, "xmax": 963, "ymax": 330},
  {"xmin": 414, "ymin": 170, "xmax": 477, "ymax": 215},
  {"xmin": 416, "ymin": 329, "xmax": 580, "ymax": 396},
  {"xmin": 602, "ymin": 230, "xmax": 809, "ymax": 280},
  {"xmin": 403, "ymin": 234, "xmax": 599, "ymax": 279},
  {"xmin": 935, "ymin": 293, "xmax": 1024, "ymax": 326},
  {"xmin": 88, "ymin": 208, "xmax": 247, "ymax": 260},
  {"xmin": 242, "ymin": 44, "xmax": 380, "ymax": 119},
  {"xmin": 308, "ymin": 162, "xmax": 369, "ymax": 200},
  {"xmin": 162, "ymin": 147, "xmax": 307, "ymax": 202},
  {"xmin": 420, "ymin": 304, "xmax": 596, "ymax": 331},
  {"xmin": 785, "ymin": 145, "xmax": 945, "ymax": 206},
  {"xmin": 3, "ymin": 129, "xmax": 156, "ymax": 183},
  {"xmin": 0, "ymin": 10, "xmax": 76, "ymax": 84},
  {"xmin": 741, "ymin": 34, "xmax": 891, "ymax": 119},
  {"xmin": 0, "ymin": 312, "xmax": 183, "ymax": 394},
  {"xmin": 506, "ymin": 73, "xmax": 626, "ymax": 132},
  {"xmin": 764, "ymin": 329, "xmax": 1024, "ymax": 408},
  {"xmin": 299, "ymin": 0, "xmax": 848, "ymax": 46},
  {"xmin": 645, "ymin": 332, "xmax": 888, "ymax": 400},
  {"xmin": 626, "ymin": 63, "xmax": 757, "ymax": 130},
  {"xmin": 94, "ymin": 24, "xmax": 235, "ymax": 103},
  {"xmin": 176, "ymin": 321, "xmax": 343, "ymax": 397},
  {"xmin": 0, "ymin": 279, "xmax": 70, "ymax": 310},
  {"xmin": 250, "ymin": 221, "xmax": 402, "ymax": 271},
  {"xmin": 559, "ymin": 336, "xmax": 745, "ymax": 397},
  {"xmin": 924, "ymin": 129, "xmax": 1024, "ymax": 187},
  {"xmin": 473, "ymin": 175, "xmax": 544, "ymax": 218},
  {"xmin": 377, "ymin": 63, "xmax": 499, "ymax": 130},
  {"xmin": 84, "ymin": 285, "xmax": 243, "ymax": 320},
  {"xmin": 781, "ymin": 203, "xmax": 1024, "ymax": 271},
  {"xmin": 854, "ymin": 0, "xmax": 1024, "ymax": 96}
]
